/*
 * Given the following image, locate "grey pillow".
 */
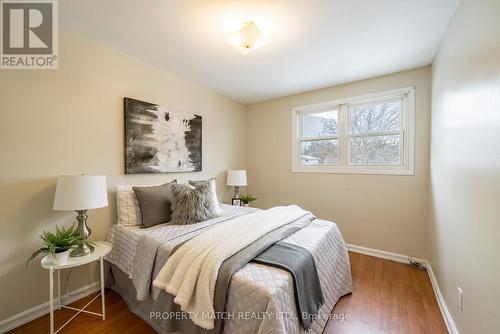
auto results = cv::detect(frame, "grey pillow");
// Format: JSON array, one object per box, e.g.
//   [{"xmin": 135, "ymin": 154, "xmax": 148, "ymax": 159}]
[
  {"xmin": 171, "ymin": 182, "xmax": 222, "ymax": 225},
  {"xmin": 133, "ymin": 180, "xmax": 177, "ymax": 228}
]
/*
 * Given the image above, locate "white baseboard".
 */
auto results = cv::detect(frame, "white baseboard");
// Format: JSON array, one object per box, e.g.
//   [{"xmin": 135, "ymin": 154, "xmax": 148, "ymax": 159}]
[
  {"xmin": 347, "ymin": 243, "xmax": 459, "ymax": 334},
  {"xmin": 425, "ymin": 262, "xmax": 460, "ymax": 334},
  {"xmin": 347, "ymin": 243, "xmax": 425, "ymax": 264},
  {"xmin": 0, "ymin": 281, "xmax": 100, "ymax": 334}
]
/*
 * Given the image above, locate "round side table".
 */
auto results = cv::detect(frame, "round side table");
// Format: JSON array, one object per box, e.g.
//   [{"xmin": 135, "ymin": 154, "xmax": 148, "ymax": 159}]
[{"xmin": 41, "ymin": 241, "xmax": 112, "ymax": 334}]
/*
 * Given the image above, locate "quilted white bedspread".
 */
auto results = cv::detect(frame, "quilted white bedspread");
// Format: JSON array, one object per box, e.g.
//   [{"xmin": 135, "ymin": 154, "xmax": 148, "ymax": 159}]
[{"xmin": 106, "ymin": 204, "xmax": 352, "ymax": 334}]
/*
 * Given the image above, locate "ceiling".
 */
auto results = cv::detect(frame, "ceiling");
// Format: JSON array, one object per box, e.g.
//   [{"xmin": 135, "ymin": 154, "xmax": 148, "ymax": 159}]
[{"xmin": 61, "ymin": 0, "xmax": 458, "ymax": 104}]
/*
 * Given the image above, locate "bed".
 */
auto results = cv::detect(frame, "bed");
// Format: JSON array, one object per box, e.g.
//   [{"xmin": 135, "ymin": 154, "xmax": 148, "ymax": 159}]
[{"xmin": 105, "ymin": 203, "xmax": 352, "ymax": 334}]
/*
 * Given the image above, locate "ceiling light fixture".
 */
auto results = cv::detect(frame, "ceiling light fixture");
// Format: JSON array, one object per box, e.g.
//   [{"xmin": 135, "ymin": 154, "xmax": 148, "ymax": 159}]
[{"xmin": 226, "ymin": 21, "xmax": 267, "ymax": 55}]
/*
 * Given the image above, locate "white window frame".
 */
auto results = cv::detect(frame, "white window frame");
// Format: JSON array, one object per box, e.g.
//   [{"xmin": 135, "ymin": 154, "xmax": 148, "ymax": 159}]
[{"xmin": 291, "ymin": 87, "xmax": 415, "ymax": 175}]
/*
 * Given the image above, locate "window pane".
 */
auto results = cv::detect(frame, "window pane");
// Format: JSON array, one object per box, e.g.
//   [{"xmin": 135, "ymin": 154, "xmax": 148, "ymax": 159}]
[
  {"xmin": 302, "ymin": 110, "xmax": 338, "ymax": 138},
  {"xmin": 349, "ymin": 100, "xmax": 401, "ymax": 134},
  {"xmin": 349, "ymin": 135, "xmax": 400, "ymax": 165},
  {"xmin": 300, "ymin": 139, "xmax": 339, "ymax": 165}
]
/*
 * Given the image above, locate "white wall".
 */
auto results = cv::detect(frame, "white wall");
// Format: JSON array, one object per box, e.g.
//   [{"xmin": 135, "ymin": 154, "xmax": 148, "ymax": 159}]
[
  {"xmin": 246, "ymin": 67, "xmax": 431, "ymax": 257},
  {"xmin": 0, "ymin": 29, "xmax": 246, "ymax": 320},
  {"xmin": 429, "ymin": 0, "xmax": 500, "ymax": 333}
]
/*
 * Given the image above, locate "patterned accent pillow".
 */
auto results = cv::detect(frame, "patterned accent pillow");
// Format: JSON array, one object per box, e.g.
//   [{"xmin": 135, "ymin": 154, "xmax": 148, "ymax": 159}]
[
  {"xmin": 171, "ymin": 182, "xmax": 222, "ymax": 225},
  {"xmin": 116, "ymin": 185, "xmax": 143, "ymax": 226}
]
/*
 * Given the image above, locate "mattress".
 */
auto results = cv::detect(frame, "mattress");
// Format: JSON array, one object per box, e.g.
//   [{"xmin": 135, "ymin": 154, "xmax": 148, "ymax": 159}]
[{"xmin": 105, "ymin": 204, "xmax": 352, "ymax": 334}]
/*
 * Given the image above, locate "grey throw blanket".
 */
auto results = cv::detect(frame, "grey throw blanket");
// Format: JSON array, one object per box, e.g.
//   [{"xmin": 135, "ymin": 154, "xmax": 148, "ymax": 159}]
[
  {"xmin": 152, "ymin": 214, "xmax": 314, "ymax": 334},
  {"xmin": 253, "ymin": 242, "xmax": 324, "ymax": 331}
]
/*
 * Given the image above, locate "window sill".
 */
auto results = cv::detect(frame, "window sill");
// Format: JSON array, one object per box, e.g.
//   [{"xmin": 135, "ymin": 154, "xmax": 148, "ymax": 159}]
[{"xmin": 291, "ymin": 165, "xmax": 414, "ymax": 175}]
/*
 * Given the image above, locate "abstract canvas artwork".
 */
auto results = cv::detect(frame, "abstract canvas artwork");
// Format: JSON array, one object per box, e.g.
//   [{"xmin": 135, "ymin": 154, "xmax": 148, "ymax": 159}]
[{"xmin": 124, "ymin": 98, "xmax": 202, "ymax": 173}]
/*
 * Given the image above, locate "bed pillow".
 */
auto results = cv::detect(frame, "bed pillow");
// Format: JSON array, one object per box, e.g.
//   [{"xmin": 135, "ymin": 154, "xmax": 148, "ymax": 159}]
[
  {"xmin": 188, "ymin": 178, "xmax": 223, "ymax": 216},
  {"xmin": 171, "ymin": 182, "xmax": 222, "ymax": 225},
  {"xmin": 133, "ymin": 180, "xmax": 177, "ymax": 228},
  {"xmin": 116, "ymin": 185, "xmax": 144, "ymax": 226}
]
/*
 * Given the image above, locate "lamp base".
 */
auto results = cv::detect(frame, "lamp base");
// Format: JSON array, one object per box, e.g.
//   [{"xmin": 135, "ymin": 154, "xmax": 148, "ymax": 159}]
[
  {"xmin": 71, "ymin": 243, "xmax": 94, "ymax": 257},
  {"xmin": 70, "ymin": 209, "xmax": 94, "ymax": 257},
  {"xmin": 233, "ymin": 186, "xmax": 240, "ymax": 198},
  {"xmin": 231, "ymin": 186, "xmax": 242, "ymax": 206}
]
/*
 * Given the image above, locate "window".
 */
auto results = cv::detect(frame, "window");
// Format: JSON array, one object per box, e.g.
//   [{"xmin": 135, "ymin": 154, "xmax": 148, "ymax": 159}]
[
  {"xmin": 300, "ymin": 109, "xmax": 340, "ymax": 166},
  {"xmin": 292, "ymin": 87, "xmax": 415, "ymax": 175}
]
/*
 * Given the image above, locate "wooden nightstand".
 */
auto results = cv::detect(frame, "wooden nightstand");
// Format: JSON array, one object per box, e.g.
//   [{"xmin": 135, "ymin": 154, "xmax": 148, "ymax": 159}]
[{"xmin": 40, "ymin": 241, "xmax": 112, "ymax": 334}]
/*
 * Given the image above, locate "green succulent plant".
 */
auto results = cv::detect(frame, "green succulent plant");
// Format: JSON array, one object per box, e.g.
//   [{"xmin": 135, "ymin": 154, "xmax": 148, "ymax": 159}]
[
  {"xmin": 239, "ymin": 193, "xmax": 257, "ymax": 204},
  {"xmin": 26, "ymin": 224, "xmax": 88, "ymax": 267}
]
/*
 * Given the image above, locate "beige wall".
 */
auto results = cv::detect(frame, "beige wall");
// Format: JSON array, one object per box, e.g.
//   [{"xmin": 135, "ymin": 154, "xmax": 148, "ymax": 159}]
[
  {"xmin": 429, "ymin": 0, "xmax": 500, "ymax": 332},
  {"xmin": 0, "ymin": 29, "xmax": 246, "ymax": 320},
  {"xmin": 246, "ymin": 67, "xmax": 431, "ymax": 257},
  {"xmin": 4, "ymin": 2, "xmax": 499, "ymax": 329}
]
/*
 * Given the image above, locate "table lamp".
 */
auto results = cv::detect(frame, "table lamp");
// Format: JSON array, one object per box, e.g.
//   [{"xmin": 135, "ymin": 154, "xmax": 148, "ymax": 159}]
[
  {"xmin": 226, "ymin": 170, "xmax": 247, "ymax": 206},
  {"xmin": 53, "ymin": 175, "xmax": 108, "ymax": 257}
]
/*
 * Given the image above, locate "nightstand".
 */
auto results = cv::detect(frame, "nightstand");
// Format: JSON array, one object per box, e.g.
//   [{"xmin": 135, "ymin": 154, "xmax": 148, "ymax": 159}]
[{"xmin": 40, "ymin": 241, "xmax": 112, "ymax": 334}]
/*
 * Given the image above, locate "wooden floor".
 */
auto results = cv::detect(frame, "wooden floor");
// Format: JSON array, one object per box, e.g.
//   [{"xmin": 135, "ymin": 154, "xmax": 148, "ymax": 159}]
[
  {"xmin": 325, "ymin": 252, "xmax": 447, "ymax": 334},
  {"xmin": 9, "ymin": 252, "xmax": 447, "ymax": 334}
]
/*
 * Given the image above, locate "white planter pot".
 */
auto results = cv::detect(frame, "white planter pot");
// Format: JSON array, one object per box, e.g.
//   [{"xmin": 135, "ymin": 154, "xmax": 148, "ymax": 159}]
[
  {"xmin": 243, "ymin": 203, "xmax": 250, "ymax": 207},
  {"xmin": 52, "ymin": 250, "xmax": 70, "ymax": 265}
]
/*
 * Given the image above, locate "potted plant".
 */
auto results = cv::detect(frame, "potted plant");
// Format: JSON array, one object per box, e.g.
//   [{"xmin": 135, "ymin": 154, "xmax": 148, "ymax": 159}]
[
  {"xmin": 27, "ymin": 225, "xmax": 85, "ymax": 266},
  {"xmin": 239, "ymin": 193, "xmax": 257, "ymax": 207}
]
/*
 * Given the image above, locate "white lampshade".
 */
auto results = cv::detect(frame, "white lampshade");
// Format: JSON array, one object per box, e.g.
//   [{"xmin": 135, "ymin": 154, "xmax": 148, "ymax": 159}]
[
  {"xmin": 226, "ymin": 170, "xmax": 247, "ymax": 187},
  {"xmin": 53, "ymin": 175, "xmax": 108, "ymax": 211}
]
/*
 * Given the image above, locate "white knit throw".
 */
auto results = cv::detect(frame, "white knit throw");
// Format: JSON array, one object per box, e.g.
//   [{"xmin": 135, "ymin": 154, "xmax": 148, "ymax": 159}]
[{"xmin": 153, "ymin": 205, "xmax": 310, "ymax": 329}]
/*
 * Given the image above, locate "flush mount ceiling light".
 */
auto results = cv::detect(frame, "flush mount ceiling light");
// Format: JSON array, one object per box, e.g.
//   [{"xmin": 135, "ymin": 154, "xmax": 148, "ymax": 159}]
[{"xmin": 226, "ymin": 21, "xmax": 267, "ymax": 55}]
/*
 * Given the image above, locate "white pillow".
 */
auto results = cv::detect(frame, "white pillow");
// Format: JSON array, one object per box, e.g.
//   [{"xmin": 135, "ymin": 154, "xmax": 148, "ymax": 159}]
[
  {"xmin": 206, "ymin": 179, "xmax": 223, "ymax": 216},
  {"xmin": 116, "ymin": 185, "xmax": 143, "ymax": 226}
]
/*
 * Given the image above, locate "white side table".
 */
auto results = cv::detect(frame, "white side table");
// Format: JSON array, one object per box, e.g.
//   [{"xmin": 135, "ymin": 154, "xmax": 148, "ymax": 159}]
[{"xmin": 41, "ymin": 241, "xmax": 112, "ymax": 334}]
